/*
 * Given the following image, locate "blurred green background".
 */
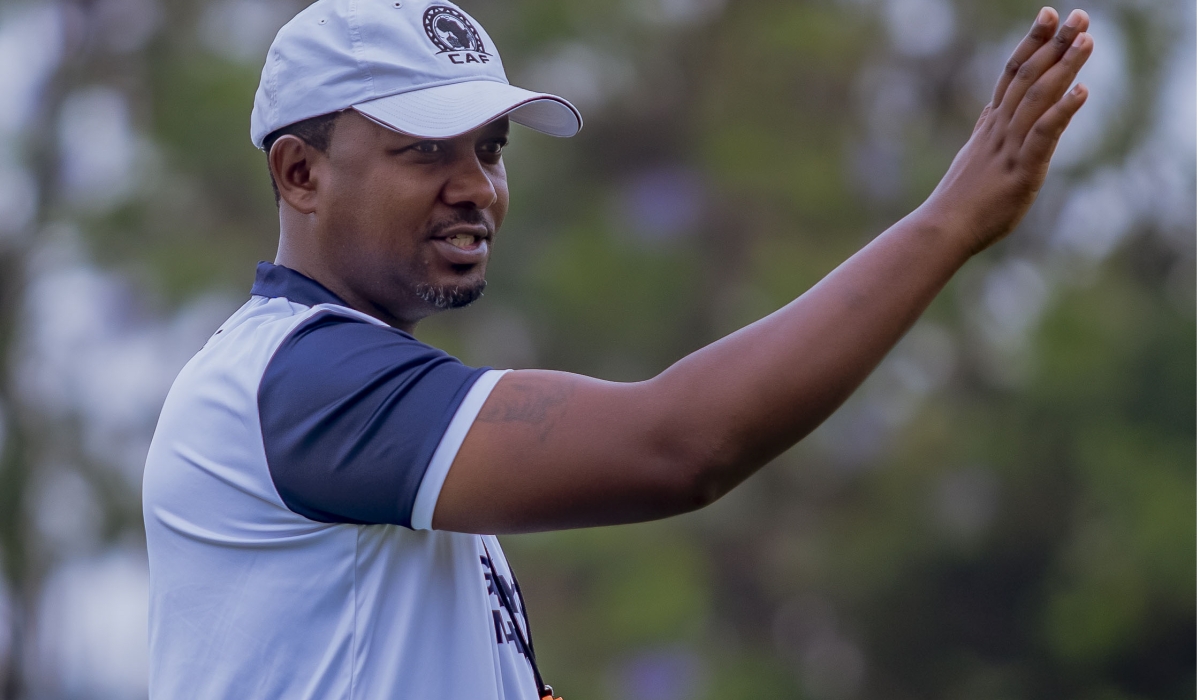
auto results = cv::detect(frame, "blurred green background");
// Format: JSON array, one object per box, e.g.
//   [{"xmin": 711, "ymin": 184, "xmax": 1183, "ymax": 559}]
[{"xmin": 0, "ymin": 0, "xmax": 1192, "ymax": 697}]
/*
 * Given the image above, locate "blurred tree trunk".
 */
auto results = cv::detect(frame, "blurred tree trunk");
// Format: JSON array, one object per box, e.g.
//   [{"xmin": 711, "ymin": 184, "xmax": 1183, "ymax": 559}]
[
  {"xmin": 0, "ymin": 1, "xmax": 87, "ymax": 693},
  {"xmin": 0, "ymin": 249, "xmax": 30, "ymax": 700}
]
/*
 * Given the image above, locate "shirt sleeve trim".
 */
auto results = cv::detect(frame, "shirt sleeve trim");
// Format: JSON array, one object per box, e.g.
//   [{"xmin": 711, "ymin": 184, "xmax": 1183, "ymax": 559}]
[{"xmin": 410, "ymin": 368, "xmax": 511, "ymax": 530}]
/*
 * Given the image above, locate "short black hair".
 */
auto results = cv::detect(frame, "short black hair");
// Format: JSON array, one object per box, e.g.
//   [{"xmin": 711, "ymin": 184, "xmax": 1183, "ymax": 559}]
[{"xmin": 263, "ymin": 111, "xmax": 342, "ymax": 206}]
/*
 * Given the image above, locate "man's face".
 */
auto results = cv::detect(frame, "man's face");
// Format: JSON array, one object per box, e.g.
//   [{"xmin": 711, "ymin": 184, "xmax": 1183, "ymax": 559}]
[{"xmin": 309, "ymin": 111, "xmax": 510, "ymax": 327}]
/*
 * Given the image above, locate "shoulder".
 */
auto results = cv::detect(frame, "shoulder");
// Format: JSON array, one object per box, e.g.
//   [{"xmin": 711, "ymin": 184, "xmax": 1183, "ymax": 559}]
[
  {"xmin": 255, "ymin": 308, "xmax": 490, "ymax": 527},
  {"xmin": 266, "ymin": 309, "xmax": 465, "ymax": 387},
  {"xmin": 285, "ymin": 309, "xmax": 442, "ymax": 352}
]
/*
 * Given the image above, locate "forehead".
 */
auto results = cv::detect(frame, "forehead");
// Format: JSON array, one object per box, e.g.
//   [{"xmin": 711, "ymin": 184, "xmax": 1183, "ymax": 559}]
[{"xmin": 336, "ymin": 111, "xmax": 509, "ymax": 147}]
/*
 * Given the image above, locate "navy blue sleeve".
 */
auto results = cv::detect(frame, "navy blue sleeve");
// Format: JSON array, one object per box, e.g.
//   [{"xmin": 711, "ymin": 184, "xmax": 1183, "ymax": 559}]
[{"xmin": 258, "ymin": 313, "xmax": 488, "ymax": 527}]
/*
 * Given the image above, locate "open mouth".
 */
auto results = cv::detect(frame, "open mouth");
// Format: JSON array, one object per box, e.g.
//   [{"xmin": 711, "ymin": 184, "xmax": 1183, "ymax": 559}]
[
  {"xmin": 431, "ymin": 228, "xmax": 490, "ymax": 265},
  {"xmin": 444, "ymin": 233, "xmax": 482, "ymax": 250}
]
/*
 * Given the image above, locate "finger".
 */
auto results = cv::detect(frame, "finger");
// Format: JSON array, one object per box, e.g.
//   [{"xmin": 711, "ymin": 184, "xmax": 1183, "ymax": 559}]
[
  {"xmin": 1011, "ymin": 32, "xmax": 1093, "ymax": 139},
  {"xmin": 991, "ymin": 7, "xmax": 1058, "ymax": 108},
  {"xmin": 1021, "ymin": 83, "xmax": 1089, "ymax": 165},
  {"xmin": 973, "ymin": 104, "xmax": 992, "ymax": 133},
  {"xmin": 997, "ymin": 9, "xmax": 1090, "ymax": 120}
]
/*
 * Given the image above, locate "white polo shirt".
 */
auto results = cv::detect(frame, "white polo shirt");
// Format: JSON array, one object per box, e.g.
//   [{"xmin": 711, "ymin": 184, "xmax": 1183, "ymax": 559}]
[{"xmin": 143, "ymin": 262, "xmax": 537, "ymax": 699}]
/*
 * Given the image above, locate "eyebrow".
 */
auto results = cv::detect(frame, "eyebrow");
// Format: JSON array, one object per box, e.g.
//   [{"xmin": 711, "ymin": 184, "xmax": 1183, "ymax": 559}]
[{"xmin": 482, "ymin": 117, "xmax": 510, "ymax": 135}]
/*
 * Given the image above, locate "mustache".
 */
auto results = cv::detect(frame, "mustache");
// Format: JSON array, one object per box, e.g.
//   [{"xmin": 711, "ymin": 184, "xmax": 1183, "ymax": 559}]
[{"xmin": 424, "ymin": 210, "xmax": 492, "ymax": 238}]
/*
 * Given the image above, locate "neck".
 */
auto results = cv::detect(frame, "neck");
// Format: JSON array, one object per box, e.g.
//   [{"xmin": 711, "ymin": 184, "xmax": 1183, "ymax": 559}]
[{"xmin": 275, "ymin": 206, "xmax": 421, "ymax": 334}]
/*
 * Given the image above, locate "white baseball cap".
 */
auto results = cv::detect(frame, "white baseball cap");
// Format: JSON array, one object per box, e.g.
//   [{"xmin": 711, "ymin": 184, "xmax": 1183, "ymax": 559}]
[{"xmin": 250, "ymin": 0, "xmax": 582, "ymax": 149}]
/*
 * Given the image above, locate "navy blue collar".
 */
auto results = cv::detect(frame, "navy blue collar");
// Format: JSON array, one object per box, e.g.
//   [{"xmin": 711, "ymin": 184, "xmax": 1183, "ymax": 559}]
[{"xmin": 250, "ymin": 262, "xmax": 349, "ymax": 308}]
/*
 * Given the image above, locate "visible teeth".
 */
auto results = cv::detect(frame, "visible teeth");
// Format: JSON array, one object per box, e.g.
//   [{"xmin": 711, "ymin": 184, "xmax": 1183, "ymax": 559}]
[{"xmin": 447, "ymin": 234, "xmax": 476, "ymax": 249}]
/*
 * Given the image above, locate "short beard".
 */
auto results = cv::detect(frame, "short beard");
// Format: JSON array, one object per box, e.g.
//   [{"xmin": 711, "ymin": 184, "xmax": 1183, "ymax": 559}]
[{"xmin": 414, "ymin": 280, "xmax": 486, "ymax": 310}]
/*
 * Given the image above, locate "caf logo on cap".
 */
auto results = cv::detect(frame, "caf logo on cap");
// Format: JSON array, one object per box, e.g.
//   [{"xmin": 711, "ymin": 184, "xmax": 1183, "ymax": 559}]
[{"xmin": 423, "ymin": 5, "xmax": 490, "ymax": 63}]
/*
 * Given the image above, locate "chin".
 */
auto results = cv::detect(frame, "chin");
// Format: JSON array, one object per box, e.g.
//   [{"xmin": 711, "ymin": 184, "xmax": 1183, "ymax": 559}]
[{"xmin": 414, "ymin": 279, "xmax": 486, "ymax": 310}]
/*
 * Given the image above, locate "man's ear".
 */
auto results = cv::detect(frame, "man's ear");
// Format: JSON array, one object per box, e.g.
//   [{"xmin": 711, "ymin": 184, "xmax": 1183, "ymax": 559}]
[{"xmin": 270, "ymin": 135, "xmax": 322, "ymax": 214}]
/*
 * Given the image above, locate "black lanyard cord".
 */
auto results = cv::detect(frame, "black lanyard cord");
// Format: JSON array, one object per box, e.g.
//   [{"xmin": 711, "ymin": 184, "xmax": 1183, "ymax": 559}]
[{"xmin": 480, "ymin": 536, "xmax": 553, "ymax": 699}]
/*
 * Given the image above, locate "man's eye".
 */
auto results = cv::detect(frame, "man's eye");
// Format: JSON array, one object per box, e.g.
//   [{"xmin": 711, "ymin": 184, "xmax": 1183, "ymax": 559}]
[
  {"xmin": 412, "ymin": 141, "xmax": 443, "ymax": 154},
  {"xmin": 480, "ymin": 139, "xmax": 507, "ymax": 156}
]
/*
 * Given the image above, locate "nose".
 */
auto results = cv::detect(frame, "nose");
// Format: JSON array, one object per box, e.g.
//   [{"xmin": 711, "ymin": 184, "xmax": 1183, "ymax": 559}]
[{"xmin": 441, "ymin": 154, "xmax": 499, "ymax": 210}]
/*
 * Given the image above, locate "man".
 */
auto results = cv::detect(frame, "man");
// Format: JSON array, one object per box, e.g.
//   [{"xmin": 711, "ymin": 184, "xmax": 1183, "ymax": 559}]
[{"xmin": 142, "ymin": 0, "xmax": 1093, "ymax": 697}]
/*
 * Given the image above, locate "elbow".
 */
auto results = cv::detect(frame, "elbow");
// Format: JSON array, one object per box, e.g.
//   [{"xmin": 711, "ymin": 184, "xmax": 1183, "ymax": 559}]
[
  {"xmin": 680, "ymin": 466, "xmax": 729, "ymax": 513},
  {"xmin": 631, "ymin": 376, "xmax": 746, "ymax": 518},
  {"xmin": 650, "ymin": 424, "xmax": 741, "ymax": 515}
]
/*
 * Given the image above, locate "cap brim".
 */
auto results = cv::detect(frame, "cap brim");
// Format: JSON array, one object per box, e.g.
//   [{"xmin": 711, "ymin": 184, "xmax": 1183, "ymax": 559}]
[{"xmin": 352, "ymin": 80, "xmax": 581, "ymax": 139}]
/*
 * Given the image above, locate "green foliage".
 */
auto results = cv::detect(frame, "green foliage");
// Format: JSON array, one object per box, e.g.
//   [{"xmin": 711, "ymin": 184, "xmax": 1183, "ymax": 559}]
[{"xmin": 6, "ymin": 0, "xmax": 1192, "ymax": 696}]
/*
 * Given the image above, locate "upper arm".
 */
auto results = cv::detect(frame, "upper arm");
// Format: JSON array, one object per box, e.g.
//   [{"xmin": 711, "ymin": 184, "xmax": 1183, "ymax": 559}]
[{"xmin": 430, "ymin": 369, "xmax": 716, "ymax": 534}]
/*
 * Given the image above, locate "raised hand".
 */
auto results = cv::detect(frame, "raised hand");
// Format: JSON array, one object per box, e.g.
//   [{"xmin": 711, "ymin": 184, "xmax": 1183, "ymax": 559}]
[{"xmin": 923, "ymin": 7, "xmax": 1093, "ymax": 255}]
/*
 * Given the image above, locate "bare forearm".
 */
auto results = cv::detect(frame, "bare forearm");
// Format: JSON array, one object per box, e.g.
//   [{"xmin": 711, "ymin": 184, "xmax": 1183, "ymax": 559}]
[
  {"xmin": 644, "ymin": 6, "xmax": 1097, "ymax": 500},
  {"xmin": 649, "ymin": 208, "xmax": 971, "ymax": 499}
]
